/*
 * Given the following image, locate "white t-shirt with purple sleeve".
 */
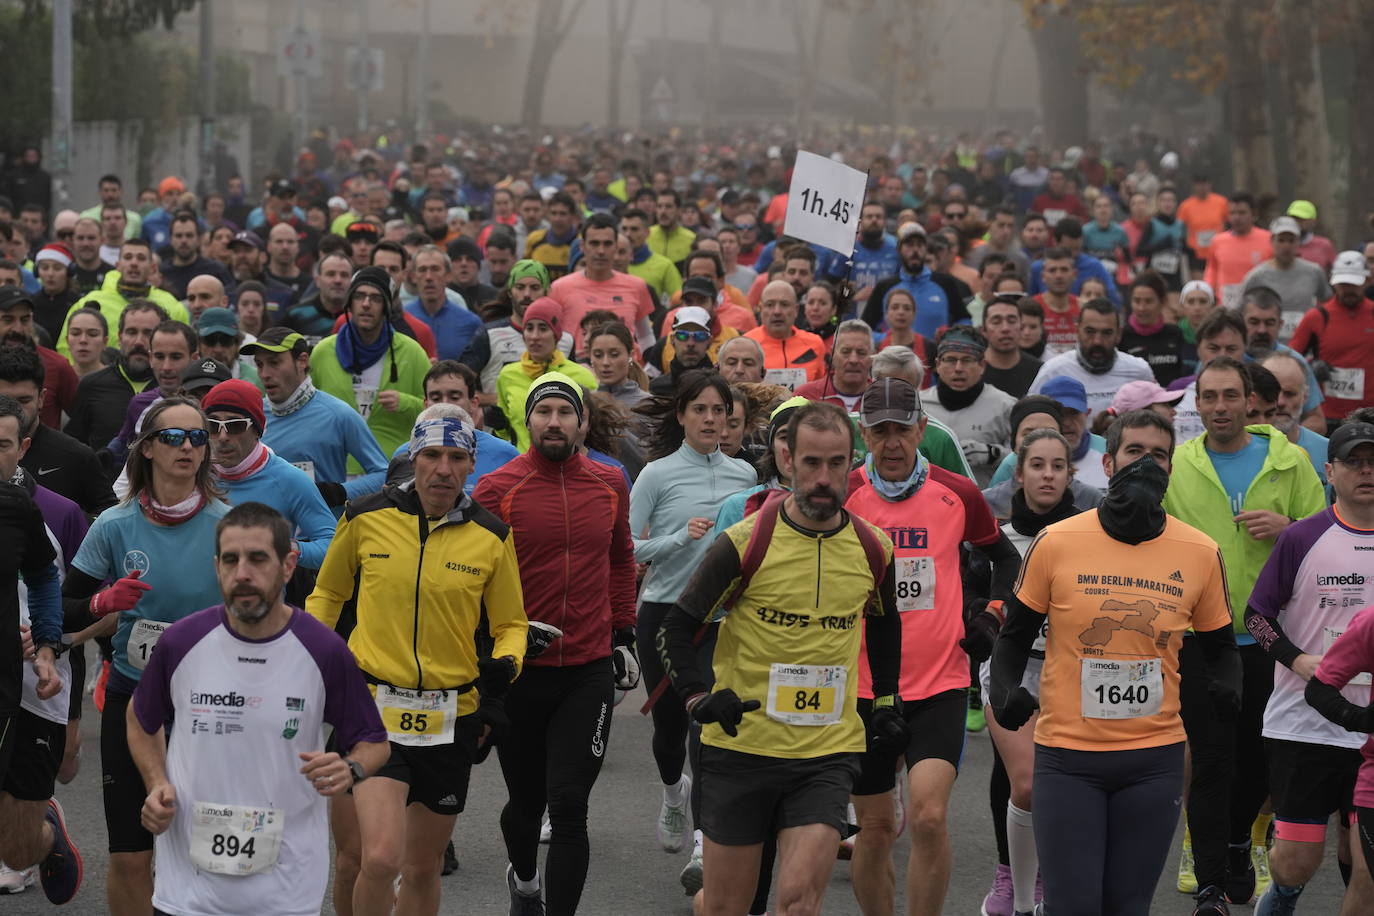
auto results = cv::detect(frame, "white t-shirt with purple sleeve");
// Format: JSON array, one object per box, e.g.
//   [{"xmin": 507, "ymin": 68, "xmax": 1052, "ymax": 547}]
[
  {"xmin": 133, "ymin": 605, "xmax": 384, "ymax": 916},
  {"xmin": 1249, "ymin": 508, "xmax": 1374, "ymax": 749}
]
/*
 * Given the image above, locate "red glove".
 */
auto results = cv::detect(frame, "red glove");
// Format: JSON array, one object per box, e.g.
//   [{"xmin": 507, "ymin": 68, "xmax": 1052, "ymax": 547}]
[{"xmin": 91, "ymin": 569, "xmax": 152, "ymax": 618}]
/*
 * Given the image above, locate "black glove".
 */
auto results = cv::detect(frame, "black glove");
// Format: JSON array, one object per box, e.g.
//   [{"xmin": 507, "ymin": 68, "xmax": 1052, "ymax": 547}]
[
  {"xmin": 688, "ymin": 688, "xmax": 760, "ymax": 737},
  {"xmin": 867, "ymin": 695, "xmax": 909, "ymax": 757},
  {"xmin": 316, "ymin": 480, "xmax": 347, "ymax": 507},
  {"xmin": 474, "ymin": 697, "xmax": 510, "ymax": 763},
  {"xmin": 991, "ymin": 685, "xmax": 1039, "ymax": 731},
  {"xmin": 525, "ymin": 621, "xmax": 563, "ymax": 660},
  {"xmin": 959, "ymin": 609, "xmax": 1001, "ymax": 663},
  {"xmin": 611, "ymin": 627, "xmax": 639, "ymax": 690},
  {"xmin": 477, "ymin": 655, "xmax": 516, "ymax": 698}
]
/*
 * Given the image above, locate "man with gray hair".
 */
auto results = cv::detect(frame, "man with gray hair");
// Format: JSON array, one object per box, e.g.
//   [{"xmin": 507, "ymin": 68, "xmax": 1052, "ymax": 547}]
[
  {"xmin": 795, "ymin": 319, "xmax": 876, "ymax": 408},
  {"xmin": 1262, "ymin": 349, "xmax": 1329, "ymax": 483},
  {"xmin": 870, "ymin": 345, "xmax": 975, "ymax": 479},
  {"xmin": 716, "ymin": 336, "xmax": 764, "ymax": 384}
]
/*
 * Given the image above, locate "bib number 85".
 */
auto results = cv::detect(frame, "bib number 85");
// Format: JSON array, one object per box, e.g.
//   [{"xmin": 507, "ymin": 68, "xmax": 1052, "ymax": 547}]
[
  {"xmin": 210, "ymin": 835, "xmax": 256, "ymax": 859},
  {"xmin": 397, "ymin": 712, "xmax": 429, "ymax": 733}
]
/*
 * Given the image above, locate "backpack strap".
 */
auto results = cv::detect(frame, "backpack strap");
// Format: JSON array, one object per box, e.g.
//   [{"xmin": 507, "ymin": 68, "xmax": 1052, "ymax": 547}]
[
  {"xmin": 722, "ymin": 490, "xmax": 787, "ymax": 611},
  {"xmin": 848, "ymin": 514, "xmax": 890, "ymax": 612}
]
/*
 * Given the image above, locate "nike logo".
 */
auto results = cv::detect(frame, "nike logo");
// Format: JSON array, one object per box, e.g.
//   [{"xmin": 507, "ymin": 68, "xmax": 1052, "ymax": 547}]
[{"xmin": 36, "ymin": 467, "xmax": 59, "ymax": 476}]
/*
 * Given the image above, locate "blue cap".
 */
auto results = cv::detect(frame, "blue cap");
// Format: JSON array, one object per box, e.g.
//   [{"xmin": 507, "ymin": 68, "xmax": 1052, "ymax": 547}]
[{"xmin": 1039, "ymin": 375, "xmax": 1089, "ymax": 414}]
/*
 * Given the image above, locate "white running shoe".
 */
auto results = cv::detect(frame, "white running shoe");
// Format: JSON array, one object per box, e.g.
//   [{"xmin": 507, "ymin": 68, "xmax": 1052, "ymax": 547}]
[
  {"xmin": 0, "ymin": 863, "xmax": 35, "ymax": 894},
  {"xmin": 539, "ymin": 815, "xmax": 551, "ymax": 844},
  {"xmin": 680, "ymin": 849, "xmax": 704, "ymax": 895},
  {"xmin": 657, "ymin": 775, "xmax": 691, "ymax": 853}
]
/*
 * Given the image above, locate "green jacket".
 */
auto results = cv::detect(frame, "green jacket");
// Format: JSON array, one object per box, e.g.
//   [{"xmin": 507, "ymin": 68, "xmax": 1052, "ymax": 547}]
[
  {"xmin": 309, "ymin": 331, "xmax": 430, "ymax": 471},
  {"xmin": 58, "ymin": 270, "xmax": 188, "ymax": 361},
  {"xmin": 627, "ymin": 252, "xmax": 682, "ymax": 301},
  {"xmin": 1162, "ymin": 425, "xmax": 1326, "ymax": 633},
  {"xmin": 496, "ymin": 355, "xmax": 598, "ymax": 452}
]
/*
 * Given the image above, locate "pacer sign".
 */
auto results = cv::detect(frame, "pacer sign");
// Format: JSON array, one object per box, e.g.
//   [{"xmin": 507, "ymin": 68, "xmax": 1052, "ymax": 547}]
[{"xmin": 783, "ymin": 150, "xmax": 868, "ymax": 257}]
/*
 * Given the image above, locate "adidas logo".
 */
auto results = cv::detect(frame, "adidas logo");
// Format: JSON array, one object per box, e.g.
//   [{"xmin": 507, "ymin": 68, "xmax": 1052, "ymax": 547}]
[
  {"xmin": 1168, "ymin": 570, "xmax": 1184, "ymax": 583},
  {"xmin": 437, "ymin": 794, "xmax": 458, "ymax": 806}
]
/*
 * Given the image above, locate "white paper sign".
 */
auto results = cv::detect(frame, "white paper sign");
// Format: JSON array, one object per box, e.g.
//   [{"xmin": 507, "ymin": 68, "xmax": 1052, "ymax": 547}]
[{"xmin": 784, "ymin": 150, "xmax": 868, "ymax": 257}]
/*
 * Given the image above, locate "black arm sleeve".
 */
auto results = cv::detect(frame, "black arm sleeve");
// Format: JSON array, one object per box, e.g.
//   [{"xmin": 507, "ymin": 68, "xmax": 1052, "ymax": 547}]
[
  {"xmin": 658, "ymin": 605, "xmax": 711, "ymax": 702},
  {"xmin": 1196, "ymin": 621, "xmax": 1241, "ymax": 699},
  {"xmin": 1305, "ymin": 675, "xmax": 1374, "ymax": 735},
  {"xmin": 864, "ymin": 561, "xmax": 901, "ymax": 697},
  {"xmin": 657, "ymin": 532, "xmax": 742, "ymax": 703},
  {"xmin": 1244, "ymin": 604, "xmax": 1303, "ymax": 669},
  {"xmin": 977, "ymin": 531, "xmax": 1021, "ymax": 606},
  {"xmin": 987, "ymin": 594, "xmax": 1043, "ymax": 710},
  {"xmin": 62, "ymin": 567, "xmax": 103, "ymax": 632}
]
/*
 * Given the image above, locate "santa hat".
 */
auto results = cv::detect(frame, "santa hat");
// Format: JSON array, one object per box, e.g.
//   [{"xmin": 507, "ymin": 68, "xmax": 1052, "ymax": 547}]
[{"xmin": 34, "ymin": 244, "xmax": 72, "ymax": 269}]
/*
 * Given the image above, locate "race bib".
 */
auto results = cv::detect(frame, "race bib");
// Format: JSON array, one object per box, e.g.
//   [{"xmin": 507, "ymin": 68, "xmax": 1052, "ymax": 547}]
[
  {"xmin": 1222, "ymin": 284, "xmax": 1242, "ymax": 311},
  {"xmin": 375, "ymin": 685, "xmax": 457, "ymax": 746},
  {"xmin": 764, "ymin": 368, "xmax": 807, "ymax": 391},
  {"xmin": 894, "ymin": 556, "xmax": 936, "ymax": 612},
  {"xmin": 1149, "ymin": 251, "xmax": 1181, "ymax": 276},
  {"xmin": 1196, "ymin": 230, "xmax": 1217, "ymax": 249},
  {"xmin": 353, "ymin": 386, "xmax": 378, "ymax": 420},
  {"xmin": 128, "ymin": 618, "xmax": 170, "ymax": 671},
  {"xmin": 1323, "ymin": 627, "xmax": 1372, "ymax": 686},
  {"xmin": 1280, "ymin": 310, "xmax": 1304, "ymax": 342},
  {"xmin": 1326, "ymin": 367, "xmax": 1366, "ymax": 401},
  {"xmin": 290, "ymin": 460, "xmax": 316, "ymax": 482},
  {"xmin": 188, "ymin": 802, "xmax": 283, "ymax": 876},
  {"xmin": 1081, "ymin": 658, "xmax": 1162, "ymax": 719},
  {"xmin": 1043, "ymin": 208, "xmax": 1067, "ymax": 227},
  {"xmin": 1031, "ymin": 616, "xmax": 1049, "ymax": 657},
  {"xmin": 765, "ymin": 663, "xmax": 846, "ymax": 726}
]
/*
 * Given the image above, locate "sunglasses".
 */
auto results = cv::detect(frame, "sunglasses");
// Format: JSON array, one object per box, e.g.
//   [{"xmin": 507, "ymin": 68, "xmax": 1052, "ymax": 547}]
[
  {"xmin": 152, "ymin": 427, "xmax": 209, "ymax": 448},
  {"xmin": 206, "ymin": 417, "xmax": 254, "ymax": 435},
  {"xmin": 674, "ymin": 330, "xmax": 711, "ymax": 343},
  {"xmin": 944, "ymin": 211, "xmax": 967, "ymax": 219}
]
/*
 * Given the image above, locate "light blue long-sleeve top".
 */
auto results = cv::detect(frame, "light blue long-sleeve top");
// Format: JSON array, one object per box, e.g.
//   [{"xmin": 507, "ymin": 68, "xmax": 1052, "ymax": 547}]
[{"xmin": 630, "ymin": 441, "xmax": 757, "ymax": 605}]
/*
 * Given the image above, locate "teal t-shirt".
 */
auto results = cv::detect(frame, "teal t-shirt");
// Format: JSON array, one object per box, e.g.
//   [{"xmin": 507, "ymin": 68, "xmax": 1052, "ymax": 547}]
[{"xmin": 1206, "ymin": 435, "xmax": 1270, "ymax": 517}]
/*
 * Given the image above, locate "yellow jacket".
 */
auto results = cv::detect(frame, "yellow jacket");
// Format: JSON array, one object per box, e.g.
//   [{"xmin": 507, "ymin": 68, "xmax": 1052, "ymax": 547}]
[{"xmin": 307, "ymin": 483, "xmax": 528, "ymax": 716}]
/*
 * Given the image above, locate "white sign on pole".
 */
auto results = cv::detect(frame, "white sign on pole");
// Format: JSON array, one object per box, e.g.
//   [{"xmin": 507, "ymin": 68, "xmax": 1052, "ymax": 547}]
[
  {"xmin": 783, "ymin": 150, "xmax": 868, "ymax": 257},
  {"xmin": 345, "ymin": 47, "xmax": 385, "ymax": 92},
  {"xmin": 276, "ymin": 27, "xmax": 321, "ymax": 80}
]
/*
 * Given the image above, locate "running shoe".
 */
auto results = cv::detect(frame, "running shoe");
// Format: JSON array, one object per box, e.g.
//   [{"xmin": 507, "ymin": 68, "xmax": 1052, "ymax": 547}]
[
  {"xmin": 0, "ymin": 863, "xmax": 35, "ymax": 894},
  {"xmin": 1177, "ymin": 833, "xmax": 1198, "ymax": 894},
  {"xmin": 441, "ymin": 840, "xmax": 458, "ymax": 876},
  {"xmin": 680, "ymin": 849, "xmax": 704, "ymax": 895},
  {"xmin": 837, "ymin": 833, "xmax": 855, "ymax": 860},
  {"xmin": 39, "ymin": 799, "xmax": 83, "ymax": 904},
  {"xmin": 657, "ymin": 775, "xmax": 690, "ymax": 853},
  {"xmin": 506, "ymin": 863, "xmax": 544, "ymax": 916},
  {"xmin": 981, "ymin": 863, "xmax": 1014, "ymax": 916},
  {"xmin": 1252, "ymin": 842, "xmax": 1272, "ymax": 901},
  {"xmin": 539, "ymin": 815, "xmax": 551, "ymax": 844},
  {"xmin": 1255, "ymin": 885, "xmax": 1300, "ymax": 916},
  {"xmin": 1193, "ymin": 884, "xmax": 1230, "ymax": 915},
  {"xmin": 966, "ymin": 702, "xmax": 986, "ymax": 733},
  {"xmin": 1225, "ymin": 845, "xmax": 1256, "ymax": 905},
  {"xmin": 612, "ymin": 686, "xmax": 629, "ymax": 708}
]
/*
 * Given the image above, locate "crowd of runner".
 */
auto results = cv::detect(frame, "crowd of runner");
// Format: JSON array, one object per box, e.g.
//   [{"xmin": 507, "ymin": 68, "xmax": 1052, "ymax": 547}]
[{"xmin": 1, "ymin": 124, "xmax": 1374, "ymax": 916}]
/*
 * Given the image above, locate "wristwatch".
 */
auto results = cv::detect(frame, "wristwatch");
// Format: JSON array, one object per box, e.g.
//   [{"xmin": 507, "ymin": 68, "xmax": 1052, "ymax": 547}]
[{"xmin": 345, "ymin": 758, "xmax": 367, "ymax": 785}]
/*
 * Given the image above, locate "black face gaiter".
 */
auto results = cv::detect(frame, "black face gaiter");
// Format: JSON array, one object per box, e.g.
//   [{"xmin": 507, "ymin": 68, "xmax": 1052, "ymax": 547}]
[{"xmin": 1097, "ymin": 455, "xmax": 1170, "ymax": 544}]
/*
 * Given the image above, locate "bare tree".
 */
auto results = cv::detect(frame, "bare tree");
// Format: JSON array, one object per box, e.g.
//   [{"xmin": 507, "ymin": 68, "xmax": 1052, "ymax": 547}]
[
  {"xmin": 1222, "ymin": 0, "xmax": 1276, "ymax": 194},
  {"xmin": 790, "ymin": 0, "xmax": 828, "ymax": 137},
  {"xmin": 1346, "ymin": 0, "xmax": 1374, "ymax": 243},
  {"xmin": 519, "ymin": 0, "xmax": 591, "ymax": 130},
  {"xmin": 605, "ymin": 0, "xmax": 638, "ymax": 128},
  {"xmin": 702, "ymin": 0, "xmax": 725, "ymax": 132},
  {"xmin": 1026, "ymin": 5, "xmax": 1089, "ymax": 148},
  {"xmin": 1275, "ymin": 0, "xmax": 1332, "ymax": 233}
]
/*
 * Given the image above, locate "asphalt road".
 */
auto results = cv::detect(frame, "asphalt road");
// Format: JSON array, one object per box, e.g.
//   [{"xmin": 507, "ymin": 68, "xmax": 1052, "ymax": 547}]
[{"xmin": 2, "ymin": 688, "xmax": 1350, "ymax": 914}]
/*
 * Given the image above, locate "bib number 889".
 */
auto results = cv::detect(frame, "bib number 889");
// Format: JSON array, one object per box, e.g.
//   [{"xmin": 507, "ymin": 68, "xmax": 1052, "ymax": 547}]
[{"xmin": 211, "ymin": 835, "xmax": 256, "ymax": 858}]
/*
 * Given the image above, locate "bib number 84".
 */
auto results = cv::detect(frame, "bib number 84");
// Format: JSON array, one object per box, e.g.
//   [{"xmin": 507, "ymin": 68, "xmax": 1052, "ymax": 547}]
[{"xmin": 793, "ymin": 690, "xmax": 822, "ymax": 711}]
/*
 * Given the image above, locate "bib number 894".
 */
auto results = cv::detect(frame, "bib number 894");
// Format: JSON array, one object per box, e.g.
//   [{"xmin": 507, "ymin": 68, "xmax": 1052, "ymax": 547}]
[{"xmin": 211, "ymin": 835, "xmax": 256, "ymax": 859}]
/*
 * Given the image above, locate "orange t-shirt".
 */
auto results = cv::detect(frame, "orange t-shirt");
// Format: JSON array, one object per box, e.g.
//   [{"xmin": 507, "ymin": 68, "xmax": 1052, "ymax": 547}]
[
  {"xmin": 744, "ymin": 326, "xmax": 827, "ymax": 386},
  {"xmin": 1177, "ymin": 192, "xmax": 1229, "ymax": 260},
  {"xmin": 548, "ymin": 270, "xmax": 656, "ymax": 352},
  {"xmin": 662, "ymin": 286, "xmax": 758, "ymax": 334},
  {"xmin": 1204, "ymin": 229, "xmax": 1272, "ymax": 309},
  {"xmin": 1014, "ymin": 512, "xmax": 1233, "ymax": 752}
]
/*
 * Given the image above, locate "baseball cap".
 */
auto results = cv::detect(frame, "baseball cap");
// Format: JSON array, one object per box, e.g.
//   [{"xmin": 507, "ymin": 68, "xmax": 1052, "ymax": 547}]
[
  {"xmin": 1286, "ymin": 200, "xmax": 1317, "ymax": 221},
  {"xmin": 897, "ymin": 222, "xmax": 927, "ymax": 242},
  {"xmin": 1039, "ymin": 375, "xmax": 1090, "ymax": 414},
  {"xmin": 181, "ymin": 358, "xmax": 232, "ymax": 390},
  {"xmin": 680, "ymin": 276, "xmax": 716, "ymax": 302},
  {"xmin": 269, "ymin": 178, "xmax": 297, "ymax": 198},
  {"xmin": 327, "ymin": 195, "xmax": 348, "ymax": 211},
  {"xmin": 1269, "ymin": 216, "xmax": 1301, "ymax": 238},
  {"xmin": 228, "ymin": 230, "xmax": 264, "ymax": 251},
  {"xmin": 1329, "ymin": 422, "xmax": 1374, "ymax": 462},
  {"xmin": 195, "ymin": 307, "xmax": 239, "ymax": 338},
  {"xmin": 158, "ymin": 176, "xmax": 186, "ymax": 197},
  {"xmin": 1111, "ymin": 380, "xmax": 1184, "ymax": 414},
  {"xmin": 345, "ymin": 221, "xmax": 380, "ymax": 240},
  {"xmin": 1331, "ymin": 250, "xmax": 1369, "ymax": 287},
  {"xmin": 672, "ymin": 306, "xmax": 712, "ymax": 330},
  {"xmin": 239, "ymin": 327, "xmax": 310, "ymax": 357},
  {"xmin": 0, "ymin": 285, "xmax": 35, "ymax": 312},
  {"xmin": 859, "ymin": 377, "xmax": 922, "ymax": 428}
]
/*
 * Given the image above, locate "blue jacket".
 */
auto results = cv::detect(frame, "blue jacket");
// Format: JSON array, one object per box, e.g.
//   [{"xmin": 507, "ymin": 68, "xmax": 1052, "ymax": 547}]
[
  {"xmin": 851, "ymin": 236, "xmax": 900, "ymax": 292},
  {"xmin": 403, "ymin": 291, "xmax": 482, "ymax": 362},
  {"xmin": 892, "ymin": 265, "xmax": 953, "ymax": 339},
  {"xmin": 260, "ymin": 388, "xmax": 389, "ymax": 503},
  {"xmin": 1028, "ymin": 253, "xmax": 1121, "ymax": 306},
  {"xmin": 218, "ymin": 452, "xmax": 337, "ymax": 569}
]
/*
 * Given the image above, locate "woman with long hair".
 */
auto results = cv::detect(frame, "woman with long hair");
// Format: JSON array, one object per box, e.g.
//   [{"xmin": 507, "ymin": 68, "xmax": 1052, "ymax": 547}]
[
  {"xmin": 587, "ymin": 321, "xmax": 651, "ymax": 412},
  {"xmin": 978, "ymin": 428, "xmax": 1079, "ymax": 916},
  {"xmin": 63, "ymin": 396, "xmax": 230, "ymax": 912},
  {"xmin": 629, "ymin": 369, "xmax": 758, "ymax": 889}
]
